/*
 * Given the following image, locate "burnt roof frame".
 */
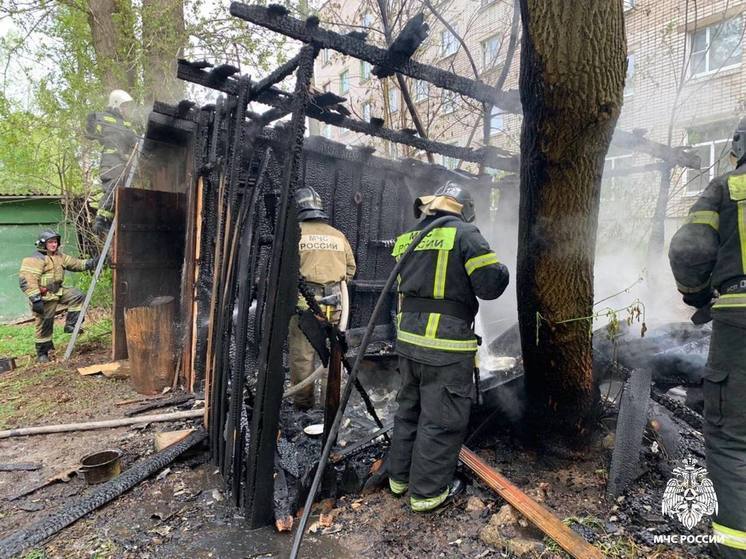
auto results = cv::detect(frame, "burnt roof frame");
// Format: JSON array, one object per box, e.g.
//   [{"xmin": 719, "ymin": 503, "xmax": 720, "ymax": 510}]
[{"xmin": 177, "ymin": 60, "xmax": 519, "ymax": 171}]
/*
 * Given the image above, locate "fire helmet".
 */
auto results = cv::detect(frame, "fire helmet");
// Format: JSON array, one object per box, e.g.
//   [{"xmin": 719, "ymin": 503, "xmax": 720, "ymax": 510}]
[
  {"xmin": 35, "ymin": 229, "xmax": 61, "ymax": 251},
  {"xmin": 296, "ymin": 186, "xmax": 328, "ymax": 221},
  {"xmin": 414, "ymin": 180, "xmax": 476, "ymax": 222},
  {"xmin": 732, "ymin": 116, "xmax": 746, "ymax": 167},
  {"xmin": 108, "ymin": 89, "xmax": 133, "ymax": 110}
]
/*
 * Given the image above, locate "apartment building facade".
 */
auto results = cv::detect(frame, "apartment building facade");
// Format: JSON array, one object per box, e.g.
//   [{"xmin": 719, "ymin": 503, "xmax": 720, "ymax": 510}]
[{"xmin": 313, "ymin": 0, "xmax": 745, "ymax": 239}]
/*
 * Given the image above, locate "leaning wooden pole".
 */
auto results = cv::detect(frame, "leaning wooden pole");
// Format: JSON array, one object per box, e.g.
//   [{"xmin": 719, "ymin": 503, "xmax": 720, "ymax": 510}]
[
  {"xmin": 459, "ymin": 447, "xmax": 605, "ymax": 559},
  {"xmin": 63, "ymin": 139, "xmax": 144, "ymax": 362}
]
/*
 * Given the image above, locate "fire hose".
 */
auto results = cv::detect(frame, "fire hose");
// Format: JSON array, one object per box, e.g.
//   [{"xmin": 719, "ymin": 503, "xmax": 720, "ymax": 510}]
[{"xmin": 289, "ymin": 215, "xmax": 454, "ymax": 559}]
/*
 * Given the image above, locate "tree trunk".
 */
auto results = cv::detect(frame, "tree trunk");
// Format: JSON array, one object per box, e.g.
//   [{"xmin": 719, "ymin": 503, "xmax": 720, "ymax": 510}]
[
  {"xmin": 517, "ymin": 0, "xmax": 626, "ymax": 444},
  {"xmin": 141, "ymin": 0, "xmax": 186, "ymax": 104},
  {"xmin": 645, "ymin": 162, "xmax": 673, "ymax": 278},
  {"xmin": 87, "ymin": 0, "xmax": 137, "ymax": 92}
]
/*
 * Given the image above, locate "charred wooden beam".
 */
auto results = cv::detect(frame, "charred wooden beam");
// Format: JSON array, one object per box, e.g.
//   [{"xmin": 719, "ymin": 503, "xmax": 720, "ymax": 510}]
[
  {"xmin": 177, "ymin": 61, "xmax": 518, "ymax": 171},
  {"xmin": 229, "ymin": 3, "xmax": 522, "ymax": 112},
  {"xmin": 612, "ymin": 129, "xmax": 700, "ymax": 169},
  {"xmin": 244, "ymin": 44, "xmax": 317, "ymax": 529},
  {"xmin": 253, "ymin": 52, "xmax": 302, "ymax": 94},
  {"xmin": 602, "ymin": 161, "xmax": 670, "ymax": 178}
]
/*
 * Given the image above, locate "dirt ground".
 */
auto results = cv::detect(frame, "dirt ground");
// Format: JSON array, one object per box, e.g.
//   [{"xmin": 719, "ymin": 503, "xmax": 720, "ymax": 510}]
[{"xmin": 0, "ymin": 332, "xmax": 714, "ymax": 559}]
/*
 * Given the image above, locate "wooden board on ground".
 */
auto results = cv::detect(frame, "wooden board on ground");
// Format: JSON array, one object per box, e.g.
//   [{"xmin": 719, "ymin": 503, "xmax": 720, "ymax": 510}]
[
  {"xmin": 154, "ymin": 429, "xmax": 194, "ymax": 451},
  {"xmin": 77, "ymin": 360, "xmax": 130, "ymax": 379}
]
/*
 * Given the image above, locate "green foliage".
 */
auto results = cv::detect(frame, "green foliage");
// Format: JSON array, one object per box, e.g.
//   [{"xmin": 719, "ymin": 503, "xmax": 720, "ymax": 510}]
[
  {"xmin": 72, "ymin": 268, "xmax": 114, "ymax": 311},
  {"xmin": 22, "ymin": 549, "xmax": 47, "ymax": 559},
  {"xmin": 0, "ymin": 315, "xmax": 112, "ymax": 359}
]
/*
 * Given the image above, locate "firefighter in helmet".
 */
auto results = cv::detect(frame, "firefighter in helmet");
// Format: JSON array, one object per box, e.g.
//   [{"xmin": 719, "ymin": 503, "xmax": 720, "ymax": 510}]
[
  {"xmin": 85, "ymin": 89, "xmax": 138, "ymax": 236},
  {"xmin": 388, "ymin": 180, "xmax": 509, "ymax": 512},
  {"xmin": 18, "ymin": 229, "xmax": 95, "ymax": 362},
  {"xmin": 288, "ymin": 186, "xmax": 356, "ymax": 409},
  {"xmin": 669, "ymin": 116, "xmax": 746, "ymax": 558}
]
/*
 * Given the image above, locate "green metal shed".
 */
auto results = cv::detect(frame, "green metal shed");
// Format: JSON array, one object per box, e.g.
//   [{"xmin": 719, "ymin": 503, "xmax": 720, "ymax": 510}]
[{"xmin": 0, "ymin": 196, "xmax": 79, "ymax": 321}]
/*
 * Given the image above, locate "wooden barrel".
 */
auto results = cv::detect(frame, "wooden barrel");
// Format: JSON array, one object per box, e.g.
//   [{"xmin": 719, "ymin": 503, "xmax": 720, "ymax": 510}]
[{"xmin": 124, "ymin": 296, "xmax": 176, "ymax": 395}]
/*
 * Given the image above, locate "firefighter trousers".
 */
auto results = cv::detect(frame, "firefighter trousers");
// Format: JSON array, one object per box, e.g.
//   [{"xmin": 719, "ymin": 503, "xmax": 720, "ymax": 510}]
[
  {"xmin": 388, "ymin": 354, "xmax": 475, "ymax": 499},
  {"xmin": 34, "ymin": 288, "xmax": 85, "ymax": 343},
  {"xmin": 704, "ymin": 320, "xmax": 746, "ymax": 557}
]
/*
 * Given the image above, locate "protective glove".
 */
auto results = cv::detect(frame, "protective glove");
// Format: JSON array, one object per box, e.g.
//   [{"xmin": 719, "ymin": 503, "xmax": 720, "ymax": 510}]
[
  {"xmin": 85, "ymin": 257, "xmax": 97, "ymax": 271},
  {"xmin": 683, "ymin": 289, "xmax": 714, "ymax": 309},
  {"xmin": 93, "ymin": 215, "xmax": 112, "ymax": 236},
  {"xmin": 29, "ymin": 295, "xmax": 44, "ymax": 315}
]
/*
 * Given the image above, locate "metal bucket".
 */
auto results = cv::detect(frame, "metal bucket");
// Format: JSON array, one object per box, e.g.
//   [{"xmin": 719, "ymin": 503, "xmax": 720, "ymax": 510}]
[{"xmin": 80, "ymin": 449, "xmax": 122, "ymax": 485}]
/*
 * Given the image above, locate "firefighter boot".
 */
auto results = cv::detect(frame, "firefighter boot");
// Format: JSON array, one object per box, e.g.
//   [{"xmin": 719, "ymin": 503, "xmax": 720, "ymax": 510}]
[
  {"xmin": 36, "ymin": 342, "xmax": 53, "ymax": 363},
  {"xmin": 64, "ymin": 311, "xmax": 83, "ymax": 334}
]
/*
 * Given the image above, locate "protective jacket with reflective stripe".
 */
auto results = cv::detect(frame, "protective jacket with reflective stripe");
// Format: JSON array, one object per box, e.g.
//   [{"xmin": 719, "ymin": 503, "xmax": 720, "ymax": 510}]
[
  {"xmin": 392, "ymin": 214, "xmax": 509, "ymax": 366},
  {"xmin": 669, "ymin": 162, "xmax": 746, "ymax": 317},
  {"xmin": 19, "ymin": 251, "xmax": 89, "ymax": 301}
]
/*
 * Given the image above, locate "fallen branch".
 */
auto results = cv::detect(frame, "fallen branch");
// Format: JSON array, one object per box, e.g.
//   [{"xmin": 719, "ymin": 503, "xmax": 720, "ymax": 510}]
[
  {"xmin": 124, "ymin": 394, "xmax": 194, "ymax": 416},
  {"xmin": 0, "ymin": 463, "xmax": 42, "ymax": 472},
  {"xmin": 0, "ymin": 409, "xmax": 204, "ymax": 439},
  {"xmin": 459, "ymin": 446, "xmax": 605, "ymax": 559},
  {"xmin": 0, "ymin": 430, "xmax": 207, "ymax": 558}
]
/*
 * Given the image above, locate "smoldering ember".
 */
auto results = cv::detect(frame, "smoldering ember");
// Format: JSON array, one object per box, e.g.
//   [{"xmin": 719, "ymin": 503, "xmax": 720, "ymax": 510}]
[{"xmin": 0, "ymin": 0, "xmax": 745, "ymax": 558}]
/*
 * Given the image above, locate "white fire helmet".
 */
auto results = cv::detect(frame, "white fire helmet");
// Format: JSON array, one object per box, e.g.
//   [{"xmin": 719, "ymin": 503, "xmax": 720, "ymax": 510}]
[{"xmin": 108, "ymin": 89, "xmax": 133, "ymax": 110}]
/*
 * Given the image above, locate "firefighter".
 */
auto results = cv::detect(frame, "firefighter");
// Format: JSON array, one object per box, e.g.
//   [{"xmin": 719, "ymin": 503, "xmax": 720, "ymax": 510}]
[
  {"xmin": 18, "ymin": 229, "xmax": 95, "ymax": 363},
  {"xmin": 85, "ymin": 89, "xmax": 138, "ymax": 236},
  {"xmin": 388, "ymin": 180, "xmax": 509, "ymax": 512},
  {"xmin": 669, "ymin": 116, "xmax": 746, "ymax": 558},
  {"xmin": 288, "ymin": 186, "xmax": 356, "ymax": 410}
]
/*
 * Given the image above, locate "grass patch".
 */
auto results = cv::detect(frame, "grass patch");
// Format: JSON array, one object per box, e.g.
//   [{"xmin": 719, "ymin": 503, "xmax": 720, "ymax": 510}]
[
  {"xmin": 0, "ymin": 316, "xmax": 112, "ymax": 359},
  {"xmin": 543, "ymin": 516, "xmax": 643, "ymax": 559},
  {"xmin": 0, "ymin": 366, "xmax": 65, "ymax": 428}
]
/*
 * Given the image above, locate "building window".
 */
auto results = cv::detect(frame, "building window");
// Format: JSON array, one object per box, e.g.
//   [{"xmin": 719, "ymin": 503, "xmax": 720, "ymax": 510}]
[
  {"xmin": 388, "ymin": 88, "xmax": 399, "ymax": 112},
  {"xmin": 362, "ymin": 101, "xmax": 371, "ymax": 122},
  {"xmin": 623, "ymin": 0, "xmax": 635, "ymax": 11},
  {"xmin": 441, "ymin": 153, "xmax": 458, "ymax": 170},
  {"xmin": 322, "ymin": 49, "xmax": 331, "ymax": 65},
  {"xmin": 322, "ymin": 123, "xmax": 333, "ymax": 138},
  {"xmin": 686, "ymin": 123, "xmax": 734, "ymax": 194},
  {"xmin": 490, "ymin": 108, "xmax": 504, "ymax": 135},
  {"xmin": 624, "ymin": 53, "xmax": 635, "ymax": 96},
  {"xmin": 339, "ymin": 69, "xmax": 350, "ymax": 94},
  {"xmin": 442, "ymin": 90, "xmax": 457, "ymax": 114},
  {"xmin": 414, "ymin": 79, "xmax": 428, "ymax": 101},
  {"xmin": 481, "ymin": 35, "xmax": 501, "ymax": 70},
  {"xmin": 480, "ymin": 0, "xmax": 496, "ymax": 7},
  {"xmin": 360, "ymin": 60, "xmax": 371, "ymax": 81},
  {"xmin": 690, "ymin": 16, "xmax": 743, "ymax": 77},
  {"xmin": 440, "ymin": 29, "xmax": 458, "ymax": 57},
  {"xmin": 362, "ymin": 13, "xmax": 374, "ymax": 28}
]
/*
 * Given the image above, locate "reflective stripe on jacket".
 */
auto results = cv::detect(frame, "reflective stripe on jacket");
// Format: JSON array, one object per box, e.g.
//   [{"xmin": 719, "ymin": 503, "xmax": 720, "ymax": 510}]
[
  {"xmin": 392, "ymin": 214, "xmax": 509, "ymax": 366},
  {"xmin": 669, "ymin": 163, "xmax": 746, "ymax": 312},
  {"xmin": 19, "ymin": 251, "xmax": 89, "ymax": 301}
]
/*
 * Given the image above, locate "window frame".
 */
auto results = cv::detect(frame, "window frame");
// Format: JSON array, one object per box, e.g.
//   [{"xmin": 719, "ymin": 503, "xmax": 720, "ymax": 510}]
[
  {"xmin": 362, "ymin": 101, "xmax": 372, "ymax": 122},
  {"xmin": 440, "ymin": 28, "xmax": 458, "ymax": 58},
  {"xmin": 481, "ymin": 34, "xmax": 502, "ymax": 70},
  {"xmin": 684, "ymin": 137, "xmax": 731, "ymax": 196},
  {"xmin": 339, "ymin": 69, "xmax": 350, "ymax": 95},
  {"xmin": 441, "ymin": 89, "xmax": 457, "ymax": 114},
  {"xmin": 688, "ymin": 16, "xmax": 744, "ymax": 79},
  {"xmin": 388, "ymin": 88, "xmax": 399, "ymax": 113},
  {"xmin": 360, "ymin": 60, "xmax": 371, "ymax": 82},
  {"xmin": 414, "ymin": 79, "xmax": 428, "ymax": 102}
]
